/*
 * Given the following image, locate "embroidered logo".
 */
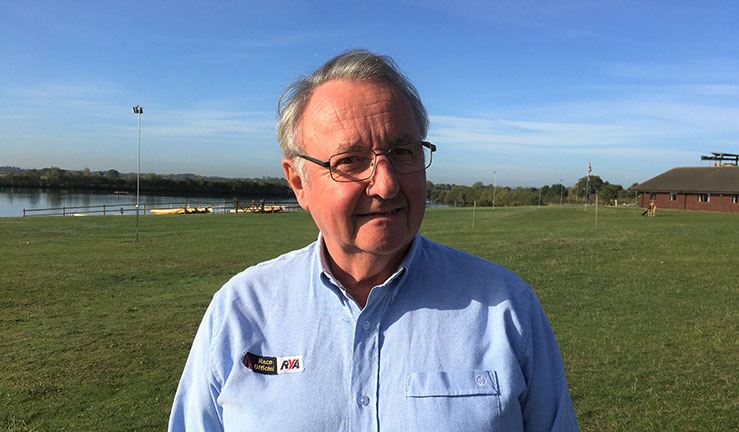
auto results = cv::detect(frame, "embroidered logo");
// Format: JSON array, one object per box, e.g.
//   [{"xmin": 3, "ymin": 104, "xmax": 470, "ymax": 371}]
[{"xmin": 243, "ymin": 352, "xmax": 304, "ymax": 375}]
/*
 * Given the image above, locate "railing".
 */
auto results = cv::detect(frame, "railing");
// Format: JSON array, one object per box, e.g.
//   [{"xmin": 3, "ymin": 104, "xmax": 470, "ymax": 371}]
[{"xmin": 22, "ymin": 200, "xmax": 302, "ymax": 217}]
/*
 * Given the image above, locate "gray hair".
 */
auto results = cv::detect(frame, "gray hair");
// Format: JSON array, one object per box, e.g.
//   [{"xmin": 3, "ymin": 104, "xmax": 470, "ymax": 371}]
[{"xmin": 277, "ymin": 49, "xmax": 429, "ymax": 167}]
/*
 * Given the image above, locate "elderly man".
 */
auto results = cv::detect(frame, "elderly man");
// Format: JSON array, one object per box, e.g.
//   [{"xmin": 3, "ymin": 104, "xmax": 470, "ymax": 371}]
[{"xmin": 169, "ymin": 50, "xmax": 578, "ymax": 431}]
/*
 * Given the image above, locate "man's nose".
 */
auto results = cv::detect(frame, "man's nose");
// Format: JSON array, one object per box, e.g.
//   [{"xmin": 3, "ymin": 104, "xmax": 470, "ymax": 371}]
[{"xmin": 366, "ymin": 154, "xmax": 400, "ymax": 199}]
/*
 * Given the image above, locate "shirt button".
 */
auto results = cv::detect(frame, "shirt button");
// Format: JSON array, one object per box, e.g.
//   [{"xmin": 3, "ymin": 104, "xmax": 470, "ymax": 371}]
[
  {"xmin": 358, "ymin": 394, "xmax": 370, "ymax": 406},
  {"xmin": 475, "ymin": 374, "xmax": 488, "ymax": 387},
  {"xmin": 362, "ymin": 320, "xmax": 372, "ymax": 331}
]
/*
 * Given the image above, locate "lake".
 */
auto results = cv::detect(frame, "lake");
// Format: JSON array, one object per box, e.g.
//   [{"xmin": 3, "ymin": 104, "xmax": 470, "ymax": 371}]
[{"xmin": 0, "ymin": 188, "xmax": 296, "ymax": 218}]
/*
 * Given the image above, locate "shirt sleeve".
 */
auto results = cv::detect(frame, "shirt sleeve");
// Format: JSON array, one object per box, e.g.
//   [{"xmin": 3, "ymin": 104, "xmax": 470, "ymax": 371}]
[
  {"xmin": 169, "ymin": 295, "xmax": 224, "ymax": 432},
  {"xmin": 519, "ymin": 291, "xmax": 579, "ymax": 432}
]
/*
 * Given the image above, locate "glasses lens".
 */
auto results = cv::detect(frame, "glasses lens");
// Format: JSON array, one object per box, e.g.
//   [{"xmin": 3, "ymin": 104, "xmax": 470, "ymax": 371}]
[
  {"xmin": 327, "ymin": 143, "xmax": 433, "ymax": 181},
  {"xmin": 389, "ymin": 143, "xmax": 431, "ymax": 174},
  {"xmin": 329, "ymin": 150, "xmax": 375, "ymax": 181}
]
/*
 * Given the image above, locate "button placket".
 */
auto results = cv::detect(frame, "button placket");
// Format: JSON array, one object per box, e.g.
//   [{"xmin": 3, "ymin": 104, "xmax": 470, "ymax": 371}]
[{"xmin": 349, "ymin": 297, "xmax": 388, "ymax": 431}]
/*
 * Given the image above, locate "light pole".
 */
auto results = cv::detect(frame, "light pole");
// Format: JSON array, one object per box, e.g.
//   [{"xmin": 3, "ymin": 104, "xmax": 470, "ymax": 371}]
[
  {"xmin": 133, "ymin": 105, "xmax": 143, "ymax": 241},
  {"xmin": 538, "ymin": 178, "xmax": 542, "ymax": 206},
  {"xmin": 492, "ymin": 170, "xmax": 497, "ymax": 211},
  {"xmin": 560, "ymin": 179, "xmax": 564, "ymax": 207}
]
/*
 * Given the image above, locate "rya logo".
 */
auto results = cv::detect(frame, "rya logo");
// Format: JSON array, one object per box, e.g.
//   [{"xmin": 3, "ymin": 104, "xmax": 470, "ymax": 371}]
[{"xmin": 277, "ymin": 355, "xmax": 303, "ymax": 374}]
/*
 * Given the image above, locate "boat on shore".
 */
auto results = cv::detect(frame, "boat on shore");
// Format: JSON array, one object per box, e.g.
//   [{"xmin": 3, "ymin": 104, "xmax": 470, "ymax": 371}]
[
  {"xmin": 150, "ymin": 207, "xmax": 212, "ymax": 215},
  {"xmin": 230, "ymin": 205, "xmax": 285, "ymax": 214}
]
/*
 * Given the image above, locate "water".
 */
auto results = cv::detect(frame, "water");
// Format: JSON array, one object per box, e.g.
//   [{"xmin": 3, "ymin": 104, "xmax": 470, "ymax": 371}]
[{"xmin": 0, "ymin": 188, "xmax": 296, "ymax": 217}]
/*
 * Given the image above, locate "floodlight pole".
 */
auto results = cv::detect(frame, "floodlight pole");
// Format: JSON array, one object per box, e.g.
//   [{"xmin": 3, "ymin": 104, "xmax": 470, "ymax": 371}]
[{"xmin": 133, "ymin": 106, "xmax": 143, "ymax": 242}]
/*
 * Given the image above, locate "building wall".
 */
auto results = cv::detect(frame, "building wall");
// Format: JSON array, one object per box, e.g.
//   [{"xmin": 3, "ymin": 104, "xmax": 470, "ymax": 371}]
[{"xmin": 638, "ymin": 192, "xmax": 739, "ymax": 213}]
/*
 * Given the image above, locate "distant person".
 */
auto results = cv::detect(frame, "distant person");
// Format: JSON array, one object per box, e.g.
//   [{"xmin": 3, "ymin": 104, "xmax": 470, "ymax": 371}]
[
  {"xmin": 642, "ymin": 200, "xmax": 656, "ymax": 216},
  {"xmin": 169, "ymin": 49, "xmax": 579, "ymax": 431}
]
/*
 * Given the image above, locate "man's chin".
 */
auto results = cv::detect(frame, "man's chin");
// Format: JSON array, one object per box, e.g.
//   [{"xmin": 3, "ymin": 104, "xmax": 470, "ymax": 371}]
[{"xmin": 355, "ymin": 230, "xmax": 413, "ymax": 257}]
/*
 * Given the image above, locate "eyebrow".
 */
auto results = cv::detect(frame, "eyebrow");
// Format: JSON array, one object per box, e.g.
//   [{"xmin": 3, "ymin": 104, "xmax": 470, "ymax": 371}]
[
  {"xmin": 333, "ymin": 141, "xmax": 365, "ymax": 153},
  {"xmin": 386, "ymin": 134, "xmax": 416, "ymax": 147},
  {"xmin": 333, "ymin": 134, "xmax": 417, "ymax": 153}
]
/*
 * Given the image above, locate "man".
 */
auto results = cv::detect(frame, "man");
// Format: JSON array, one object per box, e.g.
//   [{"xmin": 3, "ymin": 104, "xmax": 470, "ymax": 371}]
[{"xmin": 169, "ymin": 49, "xmax": 578, "ymax": 431}]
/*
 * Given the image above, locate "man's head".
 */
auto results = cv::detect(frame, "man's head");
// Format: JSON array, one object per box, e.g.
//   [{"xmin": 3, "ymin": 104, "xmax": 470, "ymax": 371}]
[
  {"xmin": 277, "ymin": 49, "xmax": 429, "ymax": 171},
  {"xmin": 278, "ymin": 50, "xmax": 431, "ymax": 265}
]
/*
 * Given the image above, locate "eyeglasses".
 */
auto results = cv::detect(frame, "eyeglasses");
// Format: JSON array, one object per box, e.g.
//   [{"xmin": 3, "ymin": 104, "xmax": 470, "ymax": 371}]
[{"xmin": 297, "ymin": 141, "xmax": 436, "ymax": 182}]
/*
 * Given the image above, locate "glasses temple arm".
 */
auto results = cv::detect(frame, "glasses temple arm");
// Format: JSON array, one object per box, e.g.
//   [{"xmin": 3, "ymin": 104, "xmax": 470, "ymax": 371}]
[{"xmin": 297, "ymin": 154, "xmax": 330, "ymax": 168}]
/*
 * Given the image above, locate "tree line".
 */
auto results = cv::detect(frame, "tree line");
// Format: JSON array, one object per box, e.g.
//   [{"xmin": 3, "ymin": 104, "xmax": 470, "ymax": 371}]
[
  {"xmin": 0, "ymin": 167, "xmax": 294, "ymax": 199},
  {"xmin": 427, "ymin": 176, "xmax": 638, "ymax": 207},
  {"xmin": 1, "ymin": 167, "xmax": 638, "ymax": 206}
]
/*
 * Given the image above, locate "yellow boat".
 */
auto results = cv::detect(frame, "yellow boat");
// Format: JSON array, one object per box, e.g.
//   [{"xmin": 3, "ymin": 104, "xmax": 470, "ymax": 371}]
[
  {"xmin": 229, "ymin": 205, "xmax": 285, "ymax": 214},
  {"xmin": 150, "ymin": 207, "xmax": 212, "ymax": 215}
]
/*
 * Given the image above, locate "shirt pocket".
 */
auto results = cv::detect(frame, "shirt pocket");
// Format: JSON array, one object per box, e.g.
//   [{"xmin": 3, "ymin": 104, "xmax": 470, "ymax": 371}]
[{"xmin": 405, "ymin": 370, "xmax": 501, "ymax": 432}]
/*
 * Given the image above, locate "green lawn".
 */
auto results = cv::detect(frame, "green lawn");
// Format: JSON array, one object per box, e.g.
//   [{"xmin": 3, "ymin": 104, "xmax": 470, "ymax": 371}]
[{"xmin": 1, "ymin": 207, "xmax": 737, "ymax": 431}]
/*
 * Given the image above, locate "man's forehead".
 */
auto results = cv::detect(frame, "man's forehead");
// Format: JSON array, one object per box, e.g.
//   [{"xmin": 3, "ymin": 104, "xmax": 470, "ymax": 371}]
[
  {"xmin": 298, "ymin": 79, "xmax": 418, "ymax": 150},
  {"xmin": 306, "ymin": 80, "xmax": 401, "ymax": 117}
]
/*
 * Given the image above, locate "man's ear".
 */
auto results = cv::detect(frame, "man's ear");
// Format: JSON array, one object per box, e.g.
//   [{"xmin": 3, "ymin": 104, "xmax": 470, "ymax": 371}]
[{"xmin": 282, "ymin": 159, "xmax": 309, "ymax": 211}]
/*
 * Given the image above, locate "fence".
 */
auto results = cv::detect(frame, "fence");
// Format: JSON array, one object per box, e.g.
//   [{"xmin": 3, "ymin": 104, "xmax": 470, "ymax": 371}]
[{"xmin": 22, "ymin": 200, "xmax": 302, "ymax": 217}]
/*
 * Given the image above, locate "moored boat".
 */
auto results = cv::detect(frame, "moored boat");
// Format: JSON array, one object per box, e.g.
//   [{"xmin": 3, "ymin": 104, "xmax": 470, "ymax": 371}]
[
  {"xmin": 229, "ymin": 205, "xmax": 285, "ymax": 214},
  {"xmin": 150, "ymin": 207, "xmax": 212, "ymax": 215}
]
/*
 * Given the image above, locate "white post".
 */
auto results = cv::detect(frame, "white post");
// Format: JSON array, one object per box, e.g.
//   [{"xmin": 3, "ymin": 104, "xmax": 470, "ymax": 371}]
[
  {"xmin": 472, "ymin": 200, "xmax": 477, "ymax": 230},
  {"xmin": 492, "ymin": 170, "xmax": 497, "ymax": 211},
  {"xmin": 538, "ymin": 178, "xmax": 542, "ymax": 206}
]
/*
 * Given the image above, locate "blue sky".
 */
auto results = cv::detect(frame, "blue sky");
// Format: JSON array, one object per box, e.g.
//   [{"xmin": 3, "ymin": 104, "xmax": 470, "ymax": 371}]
[{"xmin": 1, "ymin": 1, "xmax": 738, "ymax": 187}]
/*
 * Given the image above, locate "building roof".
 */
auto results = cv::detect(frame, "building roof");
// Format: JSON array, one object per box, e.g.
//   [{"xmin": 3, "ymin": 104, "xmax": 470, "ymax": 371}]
[{"xmin": 633, "ymin": 166, "xmax": 739, "ymax": 194}]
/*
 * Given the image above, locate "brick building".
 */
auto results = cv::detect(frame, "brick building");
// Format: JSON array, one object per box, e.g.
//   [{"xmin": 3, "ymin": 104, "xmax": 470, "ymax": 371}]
[{"xmin": 632, "ymin": 165, "xmax": 739, "ymax": 213}]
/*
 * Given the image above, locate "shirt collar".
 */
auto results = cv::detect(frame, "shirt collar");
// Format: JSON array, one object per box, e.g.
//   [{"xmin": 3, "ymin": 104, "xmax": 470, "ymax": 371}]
[{"xmin": 315, "ymin": 232, "xmax": 423, "ymax": 303}]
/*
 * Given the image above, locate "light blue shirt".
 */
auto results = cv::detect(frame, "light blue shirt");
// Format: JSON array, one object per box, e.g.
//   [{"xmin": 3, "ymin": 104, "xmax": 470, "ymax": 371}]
[{"xmin": 169, "ymin": 234, "xmax": 578, "ymax": 431}]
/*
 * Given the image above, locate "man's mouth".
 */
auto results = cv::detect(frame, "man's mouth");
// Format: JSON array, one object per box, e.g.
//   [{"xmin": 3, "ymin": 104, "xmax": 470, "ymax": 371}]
[{"xmin": 359, "ymin": 208, "xmax": 400, "ymax": 217}]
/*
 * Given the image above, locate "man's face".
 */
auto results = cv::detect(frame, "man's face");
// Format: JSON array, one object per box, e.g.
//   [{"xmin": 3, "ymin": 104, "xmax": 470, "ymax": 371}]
[{"xmin": 283, "ymin": 79, "xmax": 426, "ymax": 262}]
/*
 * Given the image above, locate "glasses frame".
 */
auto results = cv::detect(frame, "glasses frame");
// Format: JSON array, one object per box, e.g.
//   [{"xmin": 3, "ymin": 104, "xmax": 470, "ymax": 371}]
[{"xmin": 296, "ymin": 141, "xmax": 437, "ymax": 182}]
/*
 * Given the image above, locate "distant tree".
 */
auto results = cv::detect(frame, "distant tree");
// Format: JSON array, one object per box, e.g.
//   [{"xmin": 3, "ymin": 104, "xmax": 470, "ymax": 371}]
[
  {"xmin": 599, "ymin": 183, "xmax": 623, "ymax": 204},
  {"xmin": 573, "ymin": 175, "xmax": 604, "ymax": 203},
  {"xmin": 477, "ymin": 186, "xmax": 494, "ymax": 207},
  {"xmin": 43, "ymin": 167, "xmax": 64, "ymax": 186},
  {"xmin": 549, "ymin": 183, "xmax": 568, "ymax": 204}
]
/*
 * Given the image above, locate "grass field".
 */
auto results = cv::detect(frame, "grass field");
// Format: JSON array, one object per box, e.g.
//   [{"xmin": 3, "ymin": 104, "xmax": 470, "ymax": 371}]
[{"xmin": 1, "ymin": 206, "xmax": 737, "ymax": 431}]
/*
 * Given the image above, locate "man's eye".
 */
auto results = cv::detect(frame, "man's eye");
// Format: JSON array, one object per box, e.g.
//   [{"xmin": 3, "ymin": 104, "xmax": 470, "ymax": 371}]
[
  {"xmin": 391, "ymin": 147, "xmax": 416, "ymax": 159},
  {"xmin": 334, "ymin": 156, "xmax": 358, "ymax": 166}
]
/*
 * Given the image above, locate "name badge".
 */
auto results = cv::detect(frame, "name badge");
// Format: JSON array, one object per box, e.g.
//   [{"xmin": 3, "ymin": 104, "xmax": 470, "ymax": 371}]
[{"xmin": 243, "ymin": 352, "xmax": 304, "ymax": 375}]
